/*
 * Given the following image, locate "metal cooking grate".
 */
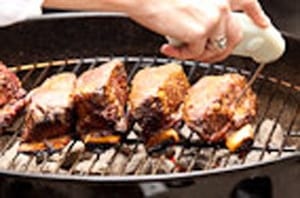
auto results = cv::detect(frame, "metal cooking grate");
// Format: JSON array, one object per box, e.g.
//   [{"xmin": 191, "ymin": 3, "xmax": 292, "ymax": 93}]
[{"xmin": 0, "ymin": 56, "xmax": 299, "ymax": 177}]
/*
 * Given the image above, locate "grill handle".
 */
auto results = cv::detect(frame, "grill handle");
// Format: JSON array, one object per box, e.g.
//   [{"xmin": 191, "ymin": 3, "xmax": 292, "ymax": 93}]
[{"xmin": 167, "ymin": 12, "xmax": 286, "ymax": 63}]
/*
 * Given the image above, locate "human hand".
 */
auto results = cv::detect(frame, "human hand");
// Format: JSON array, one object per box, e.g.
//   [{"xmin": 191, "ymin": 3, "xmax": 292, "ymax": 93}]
[
  {"xmin": 126, "ymin": 0, "xmax": 270, "ymax": 63},
  {"xmin": 191, "ymin": 0, "xmax": 271, "ymax": 63}
]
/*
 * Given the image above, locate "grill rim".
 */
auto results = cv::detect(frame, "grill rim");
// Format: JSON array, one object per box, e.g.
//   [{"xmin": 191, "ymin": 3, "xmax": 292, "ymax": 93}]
[{"xmin": 0, "ymin": 154, "xmax": 298, "ymax": 183}]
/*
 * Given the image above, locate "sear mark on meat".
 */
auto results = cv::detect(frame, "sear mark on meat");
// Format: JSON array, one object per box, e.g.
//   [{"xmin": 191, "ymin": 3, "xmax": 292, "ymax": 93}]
[
  {"xmin": 129, "ymin": 63, "xmax": 190, "ymax": 150},
  {"xmin": 74, "ymin": 60, "xmax": 129, "ymax": 146}
]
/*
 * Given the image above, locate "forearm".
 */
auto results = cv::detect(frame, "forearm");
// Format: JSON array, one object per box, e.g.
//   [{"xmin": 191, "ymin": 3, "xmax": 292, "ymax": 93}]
[{"xmin": 42, "ymin": 0, "xmax": 138, "ymax": 13}]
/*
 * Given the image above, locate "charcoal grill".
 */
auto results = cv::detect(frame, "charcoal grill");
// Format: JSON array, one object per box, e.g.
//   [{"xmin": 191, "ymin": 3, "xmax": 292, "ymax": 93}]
[{"xmin": 0, "ymin": 13, "xmax": 299, "ymax": 198}]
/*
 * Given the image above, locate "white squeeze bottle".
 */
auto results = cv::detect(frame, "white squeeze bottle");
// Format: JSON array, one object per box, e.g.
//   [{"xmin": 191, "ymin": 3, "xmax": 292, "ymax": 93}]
[{"xmin": 167, "ymin": 12, "xmax": 286, "ymax": 63}]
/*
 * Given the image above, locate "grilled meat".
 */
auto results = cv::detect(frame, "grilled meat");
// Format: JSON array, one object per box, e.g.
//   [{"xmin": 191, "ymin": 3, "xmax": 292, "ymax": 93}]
[
  {"xmin": 129, "ymin": 63, "xmax": 190, "ymax": 148},
  {"xmin": 19, "ymin": 73, "xmax": 76, "ymax": 153},
  {"xmin": 74, "ymin": 60, "xmax": 128, "ymax": 145},
  {"xmin": 0, "ymin": 62, "xmax": 26, "ymax": 132},
  {"xmin": 183, "ymin": 73, "xmax": 257, "ymax": 152}
]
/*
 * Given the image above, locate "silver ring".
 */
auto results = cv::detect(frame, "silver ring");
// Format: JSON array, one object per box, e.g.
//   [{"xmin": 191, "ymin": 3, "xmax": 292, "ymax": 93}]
[
  {"xmin": 207, "ymin": 36, "xmax": 228, "ymax": 51},
  {"xmin": 213, "ymin": 36, "xmax": 227, "ymax": 50}
]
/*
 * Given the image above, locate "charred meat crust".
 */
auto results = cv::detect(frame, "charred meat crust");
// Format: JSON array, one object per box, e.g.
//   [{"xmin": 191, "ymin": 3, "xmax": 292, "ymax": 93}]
[
  {"xmin": 0, "ymin": 62, "xmax": 26, "ymax": 131},
  {"xmin": 132, "ymin": 97, "xmax": 165, "ymax": 139},
  {"xmin": 21, "ymin": 73, "xmax": 76, "ymax": 144},
  {"xmin": 75, "ymin": 60, "xmax": 129, "ymax": 140},
  {"xmin": 183, "ymin": 73, "xmax": 257, "ymax": 143},
  {"xmin": 129, "ymin": 63, "xmax": 190, "ymax": 146},
  {"xmin": 22, "ymin": 107, "xmax": 75, "ymax": 142}
]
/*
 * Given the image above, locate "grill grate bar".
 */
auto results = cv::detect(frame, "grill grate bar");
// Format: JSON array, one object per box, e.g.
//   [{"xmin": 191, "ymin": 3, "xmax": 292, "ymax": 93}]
[
  {"xmin": 82, "ymin": 153, "xmax": 100, "ymax": 175},
  {"xmin": 118, "ymin": 143, "xmax": 139, "ymax": 175},
  {"xmin": 0, "ymin": 118, "xmax": 23, "ymax": 155},
  {"xmin": 150, "ymin": 156, "xmax": 163, "ymax": 175},
  {"xmin": 18, "ymin": 67, "xmax": 35, "ymax": 85},
  {"xmin": 258, "ymin": 93, "xmax": 290, "ymax": 160},
  {"xmin": 99, "ymin": 56, "xmax": 155, "ymax": 176},
  {"xmin": 244, "ymin": 83, "xmax": 279, "ymax": 163},
  {"xmin": 0, "ymin": 65, "xmax": 53, "ymax": 156},
  {"xmin": 204, "ymin": 149, "xmax": 220, "ymax": 169},
  {"xmin": 20, "ymin": 155, "xmax": 34, "ymax": 172},
  {"xmin": 41, "ymin": 58, "xmax": 88, "ymax": 174},
  {"xmin": 186, "ymin": 61, "xmax": 198, "ymax": 79},
  {"xmin": 134, "ymin": 157, "xmax": 149, "ymax": 175},
  {"xmin": 101, "ymin": 147, "xmax": 120, "ymax": 175},
  {"xmin": 220, "ymin": 152, "xmax": 231, "ymax": 168},
  {"xmin": 73, "ymin": 59, "xmax": 85, "ymax": 74},
  {"xmin": 86, "ymin": 57, "xmax": 98, "ymax": 70},
  {"xmin": 207, "ymin": 64, "xmax": 232, "ymax": 169},
  {"xmin": 278, "ymin": 103, "xmax": 300, "ymax": 156},
  {"xmin": 31, "ymin": 64, "xmax": 51, "ymax": 88},
  {"xmin": 55, "ymin": 59, "xmax": 96, "ymax": 174},
  {"xmin": 53, "ymin": 140, "xmax": 77, "ymax": 174},
  {"xmin": 55, "ymin": 59, "xmax": 68, "ymax": 73},
  {"xmin": 171, "ymin": 131, "xmax": 193, "ymax": 173},
  {"xmin": 251, "ymin": 83, "xmax": 279, "ymax": 143},
  {"xmin": 186, "ymin": 63, "xmax": 222, "ymax": 171},
  {"xmin": 170, "ymin": 63, "xmax": 202, "ymax": 172},
  {"xmin": 68, "ymin": 150, "xmax": 84, "ymax": 175},
  {"xmin": 171, "ymin": 61, "xmax": 204, "ymax": 173},
  {"xmin": 38, "ymin": 152, "xmax": 49, "ymax": 172},
  {"xmin": 239, "ymin": 74, "xmax": 269, "ymax": 165},
  {"xmin": 127, "ymin": 56, "xmax": 145, "ymax": 81},
  {"xmin": 7, "ymin": 153, "xmax": 20, "ymax": 170}
]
